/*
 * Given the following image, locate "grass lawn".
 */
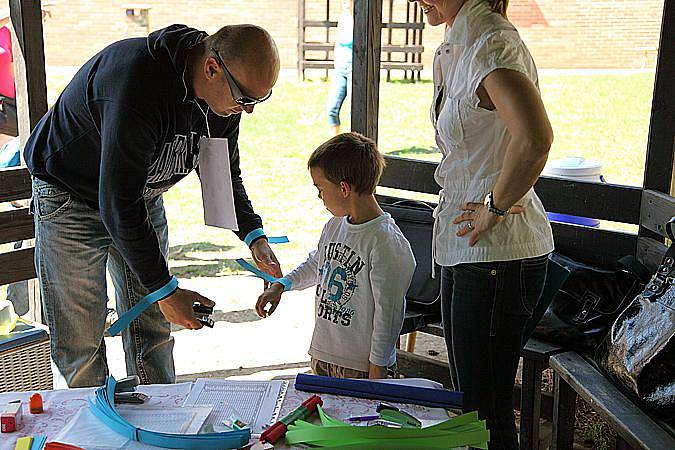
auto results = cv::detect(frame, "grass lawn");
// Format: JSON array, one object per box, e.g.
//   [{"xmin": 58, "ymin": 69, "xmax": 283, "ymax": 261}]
[{"xmin": 161, "ymin": 71, "xmax": 656, "ymax": 277}]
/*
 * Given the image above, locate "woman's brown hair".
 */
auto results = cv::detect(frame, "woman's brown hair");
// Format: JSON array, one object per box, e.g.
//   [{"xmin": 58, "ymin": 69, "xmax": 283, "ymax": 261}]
[{"xmin": 488, "ymin": 0, "xmax": 509, "ymax": 17}]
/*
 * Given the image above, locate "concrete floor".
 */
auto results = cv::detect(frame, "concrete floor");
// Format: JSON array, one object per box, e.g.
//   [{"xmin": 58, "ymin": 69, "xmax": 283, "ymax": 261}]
[{"xmin": 104, "ymin": 274, "xmax": 450, "ymax": 382}]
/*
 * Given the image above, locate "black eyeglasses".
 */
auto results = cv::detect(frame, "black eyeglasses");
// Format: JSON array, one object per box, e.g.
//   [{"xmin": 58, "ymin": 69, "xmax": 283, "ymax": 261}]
[{"xmin": 211, "ymin": 48, "xmax": 272, "ymax": 106}]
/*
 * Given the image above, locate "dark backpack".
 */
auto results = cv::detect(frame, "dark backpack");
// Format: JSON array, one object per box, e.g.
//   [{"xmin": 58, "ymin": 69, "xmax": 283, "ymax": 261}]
[{"xmin": 380, "ymin": 198, "xmax": 440, "ymax": 313}]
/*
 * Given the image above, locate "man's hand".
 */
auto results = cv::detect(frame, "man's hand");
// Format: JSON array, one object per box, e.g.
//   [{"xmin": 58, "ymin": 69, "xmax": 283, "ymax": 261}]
[
  {"xmin": 255, "ymin": 282, "xmax": 284, "ymax": 318},
  {"xmin": 158, "ymin": 287, "xmax": 215, "ymax": 330},
  {"xmin": 250, "ymin": 239, "xmax": 283, "ymax": 288}
]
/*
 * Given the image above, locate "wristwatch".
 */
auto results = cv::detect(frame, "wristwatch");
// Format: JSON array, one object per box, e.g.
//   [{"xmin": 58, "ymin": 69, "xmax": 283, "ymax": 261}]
[{"xmin": 484, "ymin": 191, "xmax": 510, "ymax": 217}]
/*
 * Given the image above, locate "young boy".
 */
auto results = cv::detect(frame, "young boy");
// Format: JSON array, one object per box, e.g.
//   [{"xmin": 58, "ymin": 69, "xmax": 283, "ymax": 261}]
[{"xmin": 256, "ymin": 132, "xmax": 416, "ymax": 379}]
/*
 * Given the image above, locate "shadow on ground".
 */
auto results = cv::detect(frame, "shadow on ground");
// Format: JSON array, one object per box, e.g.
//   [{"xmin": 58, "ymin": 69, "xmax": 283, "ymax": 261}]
[
  {"xmin": 387, "ymin": 78, "xmax": 433, "ymax": 85},
  {"xmin": 170, "ymin": 308, "xmax": 262, "ymax": 332},
  {"xmin": 168, "ymin": 242, "xmax": 241, "ymax": 278},
  {"xmin": 388, "ymin": 146, "xmax": 440, "ymax": 157}
]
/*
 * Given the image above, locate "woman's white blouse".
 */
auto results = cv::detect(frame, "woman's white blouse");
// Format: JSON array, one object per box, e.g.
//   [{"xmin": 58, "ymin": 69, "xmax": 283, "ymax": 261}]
[{"xmin": 431, "ymin": 0, "xmax": 554, "ymax": 267}]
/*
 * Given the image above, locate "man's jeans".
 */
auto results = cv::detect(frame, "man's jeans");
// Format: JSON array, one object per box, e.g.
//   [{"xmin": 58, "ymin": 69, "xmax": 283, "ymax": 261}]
[
  {"xmin": 32, "ymin": 178, "xmax": 175, "ymax": 388},
  {"xmin": 441, "ymin": 255, "xmax": 548, "ymax": 450},
  {"xmin": 326, "ymin": 63, "xmax": 352, "ymax": 127}
]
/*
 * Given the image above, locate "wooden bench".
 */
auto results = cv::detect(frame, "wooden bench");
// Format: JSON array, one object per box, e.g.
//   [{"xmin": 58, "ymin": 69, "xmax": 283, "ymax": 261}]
[{"xmin": 549, "ymin": 352, "xmax": 675, "ymax": 450}]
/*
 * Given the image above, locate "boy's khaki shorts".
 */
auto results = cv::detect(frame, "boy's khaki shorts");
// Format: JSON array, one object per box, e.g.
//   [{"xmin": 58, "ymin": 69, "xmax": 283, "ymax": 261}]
[{"xmin": 311, "ymin": 358, "xmax": 399, "ymax": 379}]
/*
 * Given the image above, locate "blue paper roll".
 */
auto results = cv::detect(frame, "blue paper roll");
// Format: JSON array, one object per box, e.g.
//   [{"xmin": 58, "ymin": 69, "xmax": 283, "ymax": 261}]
[{"xmin": 294, "ymin": 373, "xmax": 463, "ymax": 410}]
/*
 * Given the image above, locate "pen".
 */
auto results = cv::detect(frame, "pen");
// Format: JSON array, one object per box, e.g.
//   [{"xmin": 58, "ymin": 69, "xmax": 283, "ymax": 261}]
[{"xmin": 347, "ymin": 414, "xmax": 380, "ymax": 422}]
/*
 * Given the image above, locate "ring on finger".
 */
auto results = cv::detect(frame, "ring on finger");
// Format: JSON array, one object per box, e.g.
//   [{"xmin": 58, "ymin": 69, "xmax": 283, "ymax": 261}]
[{"xmin": 467, "ymin": 222, "xmax": 474, "ymax": 230}]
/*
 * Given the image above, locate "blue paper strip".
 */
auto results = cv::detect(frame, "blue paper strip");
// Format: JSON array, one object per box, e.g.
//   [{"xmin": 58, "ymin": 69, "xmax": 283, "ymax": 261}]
[
  {"xmin": 88, "ymin": 376, "xmax": 250, "ymax": 449},
  {"xmin": 235, "ymin": 258, "xmax": 291, "ymax": 291},
  {"xmin": 107, "ymin": 276, "xmax": 178, "ymax": 336},
  {"xmin": 267, "ymin": 236, "xmax": 290, "ymax": 244}
]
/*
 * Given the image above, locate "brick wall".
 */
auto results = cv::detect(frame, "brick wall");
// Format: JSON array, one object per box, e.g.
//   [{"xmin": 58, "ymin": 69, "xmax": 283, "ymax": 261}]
[{"xmin": 41, "ymin": 0, "xmax": 664, "ymax": 70}]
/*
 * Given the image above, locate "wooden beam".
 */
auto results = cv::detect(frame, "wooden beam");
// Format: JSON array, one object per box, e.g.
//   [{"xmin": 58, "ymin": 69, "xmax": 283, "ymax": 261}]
[
  {"xmin": 352, "ymin": 0, "xmax": 383, "ymax": 141},
  {"xmin": 9, "ymin": 0, "xmax": 48, "ymax": 146},
  {"xmin": 380, "ymin": 155, "xmax": 439, "ymax": 194},
  {"xmin": 381, "ymin": 155, "xmax": 642, "ymax": 224},
  {"xmin": 640, "ymin": 189, "xmax": 675, "ymax": 238},
  {"xmin": 0, "ymin": 247, "xmax": 36, "ymax": 285},
  {"xmin": 0, "ymin": 207, "xmax": 33, "ymax": 245},
  {"xmin": 551, "ymin": 223, "xmax": 637, "ymax": 268},
  {"xmin": 536, "ymin": 178, "xmax": 641, "ymax": 225},
  {"xmin": 0, "ymin": 167, "xmax": 32, "ymax": 202}
]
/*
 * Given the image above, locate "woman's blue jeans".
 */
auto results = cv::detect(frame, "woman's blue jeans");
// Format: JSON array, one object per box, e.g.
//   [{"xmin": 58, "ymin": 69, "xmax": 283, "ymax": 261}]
[
  {"xmin": 441, "ymin": 255, "xmax": 548, "ymax": 450},
  {"xmin": 32, "ymin": 178, "xmax": 174, "ymax": 388},
  {"xmin": 326, "ymin": 63, "xmax": 352, "ymax": 127}
]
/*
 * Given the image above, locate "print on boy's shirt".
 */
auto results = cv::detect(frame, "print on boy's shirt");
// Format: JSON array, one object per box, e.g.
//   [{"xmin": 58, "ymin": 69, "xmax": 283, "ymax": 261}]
[{"xmin": 315, "ymin": 241, "xmax": 366, "ymax": 327}]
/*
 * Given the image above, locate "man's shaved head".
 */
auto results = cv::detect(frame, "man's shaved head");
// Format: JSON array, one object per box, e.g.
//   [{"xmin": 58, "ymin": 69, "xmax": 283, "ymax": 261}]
[{"xmin": 203, "ymin": 24, "xmax": 280, "ymax": 98}]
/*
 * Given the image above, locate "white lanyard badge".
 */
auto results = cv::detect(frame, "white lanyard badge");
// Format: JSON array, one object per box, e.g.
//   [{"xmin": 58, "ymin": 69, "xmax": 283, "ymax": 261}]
[{"xmin": 196, "ymin": 103, "xmax": 238, "ymax": 230}]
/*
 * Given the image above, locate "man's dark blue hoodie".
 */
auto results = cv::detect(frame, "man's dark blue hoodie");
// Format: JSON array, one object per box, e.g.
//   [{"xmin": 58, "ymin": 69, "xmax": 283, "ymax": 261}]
[{"xmin": 24, "ymin": 25, "xmax": 263, "ymax": 292}]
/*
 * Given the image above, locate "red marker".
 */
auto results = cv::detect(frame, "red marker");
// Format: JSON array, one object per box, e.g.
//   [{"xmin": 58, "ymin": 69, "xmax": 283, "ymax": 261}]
[{"xmin": 259, "ymin": 395, "xmax": 322, "ymax": 444}]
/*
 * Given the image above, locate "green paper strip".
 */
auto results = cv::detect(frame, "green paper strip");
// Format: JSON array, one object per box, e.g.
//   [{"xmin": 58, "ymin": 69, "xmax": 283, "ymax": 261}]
[{"xmin": 285, "ymin": 406, "xmax": 489, "ymax": 449}]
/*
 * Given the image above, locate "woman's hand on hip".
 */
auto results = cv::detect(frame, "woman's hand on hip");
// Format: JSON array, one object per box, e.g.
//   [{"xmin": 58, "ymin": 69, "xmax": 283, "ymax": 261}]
[{"xmin": 453, "ymin": 202, "xmax": 523, "ymax": 247}]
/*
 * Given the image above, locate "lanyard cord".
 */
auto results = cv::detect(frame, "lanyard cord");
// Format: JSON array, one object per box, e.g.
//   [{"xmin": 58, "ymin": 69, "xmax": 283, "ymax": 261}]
[{"xmin": 195, "ymin": 101, "xmax": 211, "ymax": 138}]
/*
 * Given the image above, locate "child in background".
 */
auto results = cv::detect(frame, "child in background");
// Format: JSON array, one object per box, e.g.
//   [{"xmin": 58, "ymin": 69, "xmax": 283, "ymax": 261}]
[{"xmin": 256, "ymin": 132, "xmax": 415, "ymax": 379}]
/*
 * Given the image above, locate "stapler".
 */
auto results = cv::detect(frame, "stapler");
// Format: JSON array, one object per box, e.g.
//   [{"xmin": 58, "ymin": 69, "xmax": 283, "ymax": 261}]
[
  {"xmin": 193, "ymin": 302, "xmax": 215, "ymax": 328},
  {"xmin": 376, "ymin": 402, "xmax": 422, "ymax": 428},
  {"xmin": 113, "ymin": 375, "xmax": 148, "ymax": 404}
]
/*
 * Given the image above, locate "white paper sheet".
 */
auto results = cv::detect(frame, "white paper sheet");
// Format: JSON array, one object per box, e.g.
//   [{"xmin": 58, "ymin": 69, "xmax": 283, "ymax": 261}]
[
  {"xmin": 183, "ymin": 379, "xmax": 288, "ymax": 434},
  {"xmin": 53, "ymin": 405, "xmax": 212, "ymax": 449},
  {"xmin": 198, "ymin": 137, "xmax": 238, "ymax": 230}
]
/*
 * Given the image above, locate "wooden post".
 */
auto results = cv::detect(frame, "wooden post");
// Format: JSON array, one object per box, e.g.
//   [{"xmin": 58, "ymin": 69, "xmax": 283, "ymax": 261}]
[
  {"xmin": 9, "ymin": 0, "xmax": 48, "ymax": 324},
  {"xmin": 520, "ymin": 359, "xmax": 545, "ymax": 450},
  {"xmin": 404, "ymin": 1, "xmax": 411, "ymax": 80},
  {"xmin": 386, "ymin": 0, "xmax": 393, "ymax": 82},
  {"xmin": 551, "ymin": 373, "xmax": 577, "ymax": 450},
  {"xmin": 325, "ymin": 0, "xmax": 331, "ymax": 79},
  {"xmin": 411, "ymin": 3, "xmax": 419, "ymax": 83},
  {"xmin": 9, "ymin": 0, "xmax": 47, "ymax": 146},
  {"xmin": 640, "ymin": 0, "xmax": 675, "ymax": 243},
  {"xmin": 297, "ymin": 0, "xmax": 306, "ymax": 80},
  {"xmin": 352, "ymin": 0, "xmax": 383, "ymax": 141}
]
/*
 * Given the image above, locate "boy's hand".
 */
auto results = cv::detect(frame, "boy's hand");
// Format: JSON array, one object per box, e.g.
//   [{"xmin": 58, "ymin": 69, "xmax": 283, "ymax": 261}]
[
  {"xmin": 368, "ymin": 363, "xmax": 387, "ymax": 379},
  {"xmin": 256, "ymin": 282, "xmax": 285, "ymax": 318}
]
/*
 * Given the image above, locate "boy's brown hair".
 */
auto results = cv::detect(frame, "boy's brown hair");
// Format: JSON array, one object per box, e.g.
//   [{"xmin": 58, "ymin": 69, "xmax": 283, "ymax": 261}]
[{"xmin": 308, "ymin": 132, "xmax": 386, "ymax": 194}]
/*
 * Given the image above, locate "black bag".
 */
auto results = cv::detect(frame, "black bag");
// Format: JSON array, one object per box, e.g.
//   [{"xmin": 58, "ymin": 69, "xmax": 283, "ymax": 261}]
[
  {"xmin": 596, "ymin": 217, "xmax": 675, "ymax": 420},
  {"xmin": 533, "ymin": 252, "xmax": 651, "ymax": 353},
  {"xmin": 380, "ymin": 198, "xmax": 440, "ymax": 312}
]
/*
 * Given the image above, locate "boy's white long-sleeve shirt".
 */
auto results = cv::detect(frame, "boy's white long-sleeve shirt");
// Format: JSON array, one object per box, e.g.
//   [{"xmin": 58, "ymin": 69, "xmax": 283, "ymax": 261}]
[{"xmin": 281, "ymin": 213, "xmax": 416, "ymax": 372}]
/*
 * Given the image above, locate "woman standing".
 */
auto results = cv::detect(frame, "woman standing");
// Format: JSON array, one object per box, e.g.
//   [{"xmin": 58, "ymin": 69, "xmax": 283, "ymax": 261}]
[{"xmin": 411, "ymin": 1, "xmax": 554, "ymax": 448}]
